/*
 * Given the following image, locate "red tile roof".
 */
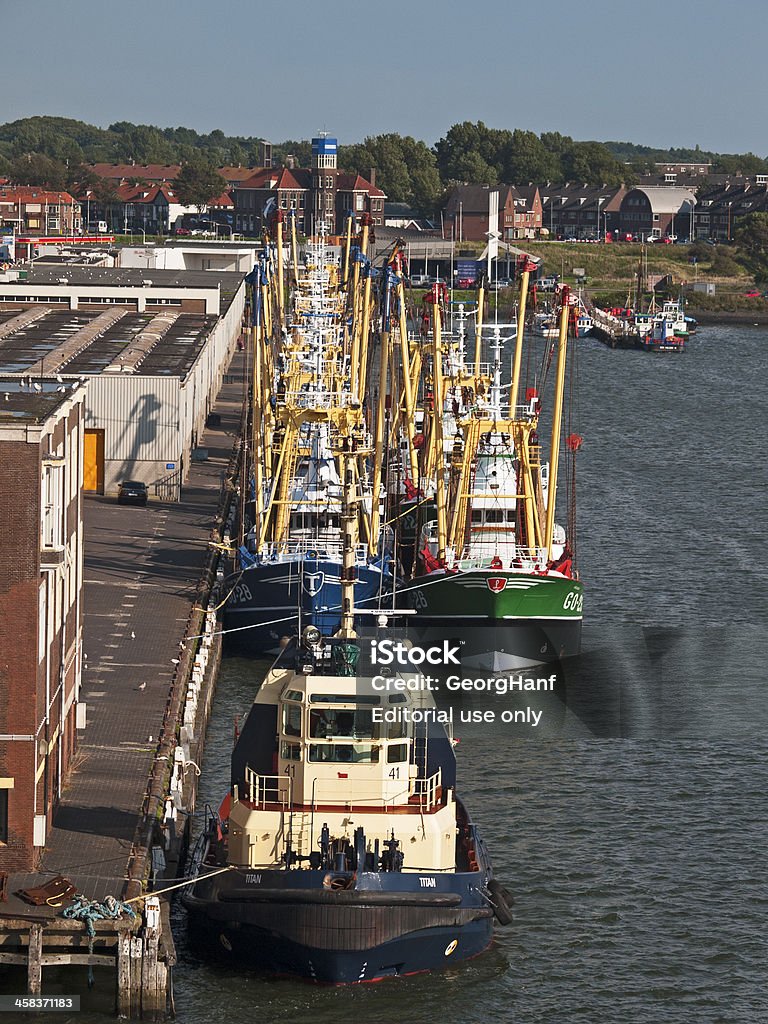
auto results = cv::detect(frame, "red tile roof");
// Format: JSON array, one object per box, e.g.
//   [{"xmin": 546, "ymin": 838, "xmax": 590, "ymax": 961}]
[
  {"xmin": 0, "ymin": 186, "xmax": 76, "ymax": 203},
  {"xmin": 89, "ymin": 163, "xmax": 181, "ymax": 181}
]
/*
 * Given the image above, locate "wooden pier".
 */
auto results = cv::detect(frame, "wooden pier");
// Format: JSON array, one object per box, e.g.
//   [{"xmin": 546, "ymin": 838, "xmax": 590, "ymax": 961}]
[{"xmin": 0, "ymin": 352, "xmax": 247, "ymax": 1018}]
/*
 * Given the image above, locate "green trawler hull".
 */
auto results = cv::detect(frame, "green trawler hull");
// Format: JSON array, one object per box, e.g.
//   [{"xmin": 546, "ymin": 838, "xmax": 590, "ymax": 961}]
[{"xmin": 406, "ymin": 570, "xmax": 583, "ymax": 672}]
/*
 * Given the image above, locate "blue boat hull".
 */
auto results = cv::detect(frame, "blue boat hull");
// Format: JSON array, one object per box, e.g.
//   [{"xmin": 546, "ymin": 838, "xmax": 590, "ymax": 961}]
[
  {"xmin": 183, "ymin": 868, "xmax": 495, "ymax": 983},
  {"xmin": 222, "ymin": 557, "xmax": 393, "ymax": 654}
]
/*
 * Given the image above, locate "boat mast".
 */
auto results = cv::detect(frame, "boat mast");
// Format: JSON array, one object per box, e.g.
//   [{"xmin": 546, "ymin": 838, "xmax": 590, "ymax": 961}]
[
  {"xmin": 432, "ymin": 299, "xmax": 448, "ymax": 564},
  {"xmin": 396, "ymin": 269, "xmax": 420, "ymax": 485},
  {"xmin": 544, "ymin": 287, "xmax": 571, "ymax": 557},
  {"xmin": 509, "ymin": 257, "xmax": 537, "ymax": 413},
  {"xmin": 473, "ymin": 281, "xmax": 485, "ymax": 380},
  {"xmin": 368, "ymin": 266, "xmax": 392, "ymax": 557},
  {"xmin": 337, "ymin": 448, "xmax": 358, "ymax": 639},
  {"xmin": 275, "ymin": 211, "xmax": 285, "ymax": 329}
]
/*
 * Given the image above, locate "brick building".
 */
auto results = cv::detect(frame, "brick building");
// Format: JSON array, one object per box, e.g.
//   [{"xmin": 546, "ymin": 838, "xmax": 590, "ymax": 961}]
[
  {"xmin": 0, "ymin": 380, "xmax": 87, "ymax": 870},
  {"xmin": 0, "ymin": 186, "xmax": 82, "ymax": 236},
  {"xmin": 231, "ymin": 136, "xmax": 385, "ymax": 238}
]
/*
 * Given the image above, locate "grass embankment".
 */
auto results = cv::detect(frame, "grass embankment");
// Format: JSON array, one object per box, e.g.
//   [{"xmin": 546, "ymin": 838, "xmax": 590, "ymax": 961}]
[{"xmin": 451, "ymin": 239, "xmax": 761, "ymax": 316}]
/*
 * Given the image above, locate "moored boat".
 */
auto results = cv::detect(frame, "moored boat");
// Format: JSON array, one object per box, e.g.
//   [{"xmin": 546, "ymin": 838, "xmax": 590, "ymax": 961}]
[
  {"xmin": 402, "ymin": 265, "xmax": 584, "ymax": 672},
  {"xmin": 184, "ymin": 462, "xmax": 510, "ymax": 982}
]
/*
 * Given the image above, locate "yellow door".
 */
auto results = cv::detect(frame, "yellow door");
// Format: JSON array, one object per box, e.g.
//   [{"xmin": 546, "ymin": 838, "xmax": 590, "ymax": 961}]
[{"xmin": 83, "ymin": 429, "xmax": 105, "ymax": 493}]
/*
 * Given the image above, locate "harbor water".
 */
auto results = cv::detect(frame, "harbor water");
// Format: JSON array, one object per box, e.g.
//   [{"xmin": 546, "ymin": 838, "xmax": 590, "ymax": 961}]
[{"xmin": 101, "ymin": 325, "xmax": 768, "ymax": 1021}]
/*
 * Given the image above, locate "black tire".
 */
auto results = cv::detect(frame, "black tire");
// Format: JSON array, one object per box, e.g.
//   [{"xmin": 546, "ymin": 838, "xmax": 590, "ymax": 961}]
[{"xmin": 488, "ymin": 879, "xmax": 513, "ymax": 925}]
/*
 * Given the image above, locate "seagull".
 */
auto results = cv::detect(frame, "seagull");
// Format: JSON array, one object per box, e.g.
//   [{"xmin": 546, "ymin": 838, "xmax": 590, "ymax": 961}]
[
  {"xmin": 137, "ymin": 681, "xmax": 147, "ymax": 691},
  {"xmin": 130, "ymin": 631, "xmax": 136, "ymax": 639},
  {"xmin": 171, "ymin": 657, "xmax": 180, "ymax": 665},
  {"xmin": 33, "ymin": 382, "xmax": 42, "ymax": 392}
]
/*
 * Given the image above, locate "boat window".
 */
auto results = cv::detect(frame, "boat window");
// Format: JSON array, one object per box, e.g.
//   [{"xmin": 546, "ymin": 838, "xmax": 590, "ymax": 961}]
[
  {"xmin": 506, "ymin": 510, "xmax": 516, "ymax": 522},
  {"xmin": 280, "ymin": 741, "xmax": 301, "ymax": 761},
  {"xmin": 471, "ymin": 510, "xmax": 482, "ymax": 523},
  {"xmin": 308, "ymin": 743, "xmax": 380, "ymax": 763},
  {"xmin": 388, "ymin": 693, "xmax": 407, "ymax": 704},
  {"xmin": 485, "ymin": 509, "xmax": 504, "ymax": 524},
  {"xmin": 309, "ymin": 694, "xmax": 380, "ymax": 704},
  {"xmin": 309, "ymin": 708, "xmax": 380, "ymax": 740},
  {"xmin": 387, "ymin": 743, "xmax": 409, "ymax": 763},
  {"xmin": 282, "ymin": 703, "xmax": 302, "ymax": 738},
  {"xmin": 283, "ymin": 689, "xmax": 303, "ymax": 703},
  {"xmin": 386, "ymin": 718, "xmax": 408, "ymax": 740}
]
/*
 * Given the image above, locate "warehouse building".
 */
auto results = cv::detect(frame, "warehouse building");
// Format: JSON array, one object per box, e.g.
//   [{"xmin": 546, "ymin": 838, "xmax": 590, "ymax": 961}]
[{"xmin": 0, "ymin": 266, "xmax": 246, "ymax": 498}]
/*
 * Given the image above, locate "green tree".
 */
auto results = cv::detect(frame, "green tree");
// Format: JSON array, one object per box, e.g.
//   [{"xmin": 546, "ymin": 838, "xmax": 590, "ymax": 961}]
[
  {"xmin": 9, "ymin": 153, "xmax": 68, "ymax": 189},
  {"xmin": 733, "ymin": 212, "xmax": 768, "ymax": 281},
  {"xmin": 434, "ymin": 121, "xmax": 509, "ymax": 184},
  {"xmin": 338, "ymin": 134, "xmax": 442, "ymax": 214},
  {"xmin": 502, "ymin": 130, "xmax": 559, "ymax": 183},
  {"xmin": 174, "ymin": 161, "xmax": 227, "ymax": 210}
]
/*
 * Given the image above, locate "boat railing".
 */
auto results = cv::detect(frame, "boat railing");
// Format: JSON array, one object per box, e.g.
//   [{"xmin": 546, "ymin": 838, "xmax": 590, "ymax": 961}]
[
  {"xmin": 457, "ymin": 545, "xmax": 548, "ymax": 571},
  {"xmin": 282, "ymin": 389, "xmax": 359, "ymax": 410},
  {"xmin": 266, "ymin": 539, "xmax": 370, "ymax": 563},
  {"xmin": 410, "ymin": 769, "xmax": 442, "ymax": 810},
  {"xmin": 245, "ymin": 768, "xmax": 292, "ymax": 809},
  {"xmin": 243, "ymin": 768, "xmax": 443, "ymax": 813}
]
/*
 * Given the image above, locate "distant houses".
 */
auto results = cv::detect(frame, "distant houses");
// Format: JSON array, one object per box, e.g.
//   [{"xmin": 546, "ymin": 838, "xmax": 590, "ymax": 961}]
[{"xmin": 2, "ymin": 145, "xmax": 768, "ymax": 243}]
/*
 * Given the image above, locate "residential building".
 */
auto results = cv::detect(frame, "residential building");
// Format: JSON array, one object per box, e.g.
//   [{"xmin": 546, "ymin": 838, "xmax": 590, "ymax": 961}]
[
  {"xmin": 231, "ymin": 136, "xmax": 384, "ymax": 237},
  {"xmin": 618, "ymin": 186, "xmax": 697, "ymax": 240},
  {"xmin": 0, "ymin": 380, "xmax": 87, "ymax": 871},
  {"xmin": 0, "ymin": 186, "xmax": 81, "ymax": 236}
]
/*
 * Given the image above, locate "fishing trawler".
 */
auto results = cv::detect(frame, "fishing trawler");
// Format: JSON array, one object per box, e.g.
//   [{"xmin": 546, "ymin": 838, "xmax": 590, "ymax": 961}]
[
  {"xmin": 403, "ymin": 264, "xmax": 584, "ymax": 672},
  {"xmin": 184, "ymin": 460, "xmax": 511, "ymax": 982},
  {"xmin": 223, "ymin": 216, "xmax": 395, "ymax": 653}
]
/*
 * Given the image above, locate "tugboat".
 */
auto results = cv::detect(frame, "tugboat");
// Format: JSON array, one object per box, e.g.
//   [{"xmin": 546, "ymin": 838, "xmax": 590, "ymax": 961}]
[{"xmin": 183, "ymin": 458, "xmax": 511, "ymax": 982}]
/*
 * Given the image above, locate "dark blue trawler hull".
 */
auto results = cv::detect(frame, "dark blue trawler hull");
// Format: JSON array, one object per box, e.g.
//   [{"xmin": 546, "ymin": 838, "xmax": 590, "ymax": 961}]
[
  {"xmin": 183, "ymin": 866, "xmax": 496, "ymax": 983},
  {"xmin": 222, "ymin": 555, "xmax": 394, "ymax": 654}
]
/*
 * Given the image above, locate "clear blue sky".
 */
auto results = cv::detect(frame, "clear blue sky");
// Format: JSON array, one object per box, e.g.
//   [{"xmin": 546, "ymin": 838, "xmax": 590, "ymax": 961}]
[{"xmin": 3, "ymin": 0, "xmax": 765, "ymax": 155}]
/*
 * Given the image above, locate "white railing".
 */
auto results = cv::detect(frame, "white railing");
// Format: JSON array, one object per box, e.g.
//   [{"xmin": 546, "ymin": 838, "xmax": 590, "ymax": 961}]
[
  {"xmin": 262, "ymin": 539, "xmax": 370, "ymax": 564},
  {"xmin": 245, "ymin": 769, "xmax": 291, "ymax": 808},
  {"xmin": 411, "ymin": 769, "xmax": 442, "ymax": 810}
]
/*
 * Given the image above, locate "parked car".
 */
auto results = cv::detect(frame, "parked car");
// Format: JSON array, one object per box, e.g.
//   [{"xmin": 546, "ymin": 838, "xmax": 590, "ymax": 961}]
[
  {"xmin": 537, "ymin": 275, "xmax": 559, "ymax": 291},
  {"xmin": 117, "ymin": 480, "xmax": 148, "ymax": 506}
]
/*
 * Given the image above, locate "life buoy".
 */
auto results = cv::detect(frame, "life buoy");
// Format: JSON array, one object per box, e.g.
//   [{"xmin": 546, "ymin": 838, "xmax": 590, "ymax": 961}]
[
  {"xmin": 487, "ymin": 879, "xmax": 513, "ymax": 925},
  {"xmin": 306, "ymin": 550, "xmax": 320, "ymax": 561},
  {"xmin": 489, "ymin": 556, "xmax": 502, "ymax": 569}
]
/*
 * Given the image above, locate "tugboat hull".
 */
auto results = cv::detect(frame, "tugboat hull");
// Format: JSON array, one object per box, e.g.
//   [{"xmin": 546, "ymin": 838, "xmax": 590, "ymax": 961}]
[{"xmin": 183, "ymin": 871, "xmax": 494, "ymax": 983}]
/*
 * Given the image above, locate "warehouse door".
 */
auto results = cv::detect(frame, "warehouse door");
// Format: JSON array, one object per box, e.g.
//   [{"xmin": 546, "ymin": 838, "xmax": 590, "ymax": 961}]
[{"xmin": 83, "ymin": 429, "xmax": 105, "ymax": 493}]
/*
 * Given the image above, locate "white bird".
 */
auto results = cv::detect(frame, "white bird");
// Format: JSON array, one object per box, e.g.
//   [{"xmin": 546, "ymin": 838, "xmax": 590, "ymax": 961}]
[
  {"xmin": 130, "ymin": 631, "xmax": 136, "ymax": 639},
  {"xmin": 137, "ymin": 681, "xmax": 147, "ymax": 691},
  {"xmin": 3, "ymin": 394, "xmax": 8, "ymax": 401},
  {"xmin": 33, "ymin": 382, "xmax": 42, "ymax": 392},
  {"xmin": 171, "ymin": 658, "xmax": 180, "ymax": 665},
  {"xmin": 56, "ymin": 374, "xmax": 63, "ymax": 384}
]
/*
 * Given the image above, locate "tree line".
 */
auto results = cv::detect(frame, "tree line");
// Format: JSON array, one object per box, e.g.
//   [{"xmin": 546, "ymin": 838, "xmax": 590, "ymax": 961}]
[{"xmin": 2, "ymin": 115, "xmax": 767, "ymax": 216}]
